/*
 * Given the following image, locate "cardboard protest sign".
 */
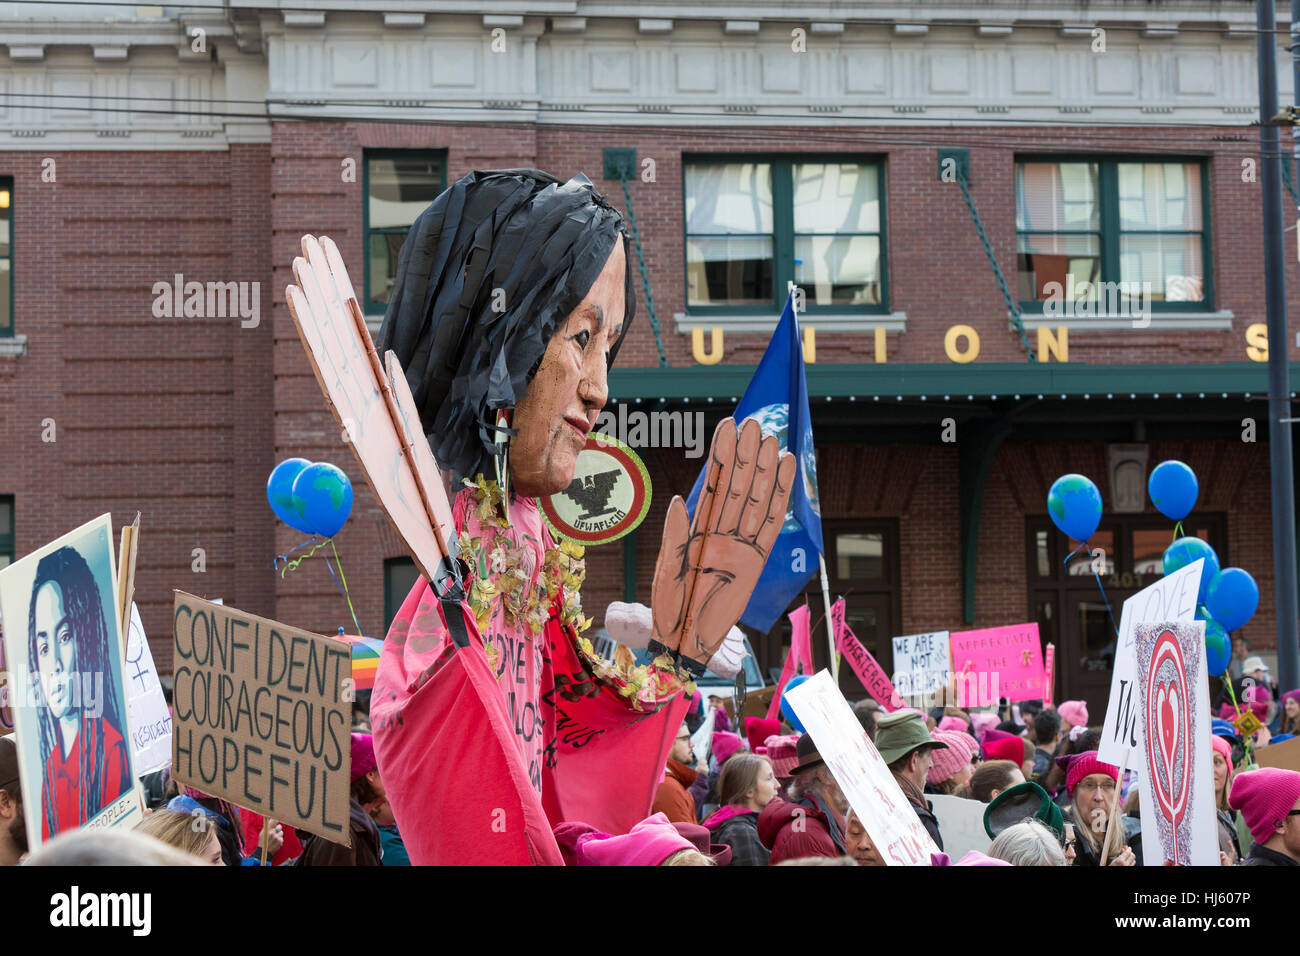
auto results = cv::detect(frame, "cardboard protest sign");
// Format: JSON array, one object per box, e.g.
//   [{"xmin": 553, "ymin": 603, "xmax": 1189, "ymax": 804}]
[
  {"xmin": 171, "ymin": 592, "xmax": 352, "ymax": 843},
  {"xmin": 1099, "ymin": 560, "xmax": 1203, "ymax": 771},
  {"xmin": 1133, "ymin": 620, "xmax": 1217, "ymax": 866},
  {"xmin": 123, "ymin": 602, "xmax": 172, "ymax": 776},
  {"xmin": 784, "ymin": 669, "xmax": 941, "ymax": 866},
  {"xmin": 0, "ymin": 514, "xmax": 142, "ymax": 847},
  {"xmin": 891, "ymin": 631, "xmax": 951, "ymax": 701},
  {"xmin": 928, "ymin": 794, "xmax": 990, "ymax": 861},
  {"xmin": 832, "ymin": 599, "xmax": 903, "ymax": 710},
  {"xmin": 949, "ymin": 622, "xmax": 1043, "ymax": 707},
  {"xmin": 1255, "ymin": 734, "xmax": 1300, "ymax": 773}
]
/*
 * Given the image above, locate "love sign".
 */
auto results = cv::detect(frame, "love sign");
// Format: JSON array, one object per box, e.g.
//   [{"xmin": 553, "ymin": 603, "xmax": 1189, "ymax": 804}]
[{"xmin": 1133, "ymin": 620, "xmax": 1216, "ymax": 866}]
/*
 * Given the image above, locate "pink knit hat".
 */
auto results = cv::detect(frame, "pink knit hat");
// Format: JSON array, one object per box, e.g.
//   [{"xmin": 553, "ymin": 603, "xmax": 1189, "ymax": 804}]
[
  {"xmin": 1228, "ymin": 768, "xmax": 1300, "ymax": 845},
  {"xmin": 350, "ymin": 732, "xmax": 377, "ymax": 783},
  {"xmin": 971, "ymin": 713, "xmax": 1001, "ymax": 739},
  {"xmin": 1060, "ymin": 750, "xmax": 1120, "ymax": 796},
  {"xmin": 981, "ymin": 730, "xmax": 1025, "ymax": 765},
  {"xmin": 576, "ymin": 812, "xmax": 696, "ymax": 866},
  {"xmin": 764, "ymin": 734, "xmax": 801, "ymax": 779},
  {"xmin": 1057, "ymin": 700, "xmax": 1088, "ymax": 728},
  {"xmin": 711, "ymin": 731, "xmax": 745, "ymax": 767},
  {"xmin": 937, "ymin": 715, "xmax": 969, "ymax": 734},
  {"xmin": 926, "ymin": 730, "xmax": 975, "ymax": 785},
  {"xmin": 1210, "ymin": 734, "xmax": 1234, "ymax": 780},
  {"xmin": 744, "ymin": 717, "xmax": 781, "ymax": 752}
]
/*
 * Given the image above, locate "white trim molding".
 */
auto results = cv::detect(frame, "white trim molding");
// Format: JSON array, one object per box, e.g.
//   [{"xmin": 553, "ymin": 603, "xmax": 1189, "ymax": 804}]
[{"xmin": 0, "ymin": 335, "xmax": 30, "ymax": 357}]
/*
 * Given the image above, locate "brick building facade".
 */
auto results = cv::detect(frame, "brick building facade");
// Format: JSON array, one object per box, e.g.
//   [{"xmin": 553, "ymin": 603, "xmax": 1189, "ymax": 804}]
[{"xmin": 2, "ymin": 2, "xmax": 1297, "ymax": 717}]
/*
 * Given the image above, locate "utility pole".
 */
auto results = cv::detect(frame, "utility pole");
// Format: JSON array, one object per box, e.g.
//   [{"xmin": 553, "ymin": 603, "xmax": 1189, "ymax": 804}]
[{"xmin": 1260, "ymin": 0, "xmax": 1299, "ymax": 695}]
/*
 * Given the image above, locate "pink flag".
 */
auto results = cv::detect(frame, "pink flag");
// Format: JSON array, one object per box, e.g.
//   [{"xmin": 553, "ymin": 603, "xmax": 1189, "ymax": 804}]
[
  {"xmin": 766, "ymin": 604, "xmax": 815, "ymax": 721},
  {"xmin": 831, "ymin": 599, "xmax": 904, "ymax": 711},
  {"xmin": 1043, "ymin": 643, "xmax": 1055, "ymax": 707}
]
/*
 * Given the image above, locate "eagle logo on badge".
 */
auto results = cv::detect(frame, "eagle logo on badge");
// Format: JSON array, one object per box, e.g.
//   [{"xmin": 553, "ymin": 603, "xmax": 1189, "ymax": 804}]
[{"xmin": 540, "ymin": 434, "xmax": 651, "ymax": 545}]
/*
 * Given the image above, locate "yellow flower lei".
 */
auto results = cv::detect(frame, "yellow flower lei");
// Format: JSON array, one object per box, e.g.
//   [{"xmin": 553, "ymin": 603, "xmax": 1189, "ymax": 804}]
[{"xmin": 461, "ymin": 476, "xmax": 693, "ymax": 711}]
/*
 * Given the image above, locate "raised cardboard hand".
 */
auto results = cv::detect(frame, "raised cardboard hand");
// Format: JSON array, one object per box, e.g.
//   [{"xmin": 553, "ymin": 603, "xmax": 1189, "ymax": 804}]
[{"xmin": 650, "ymin": 417, "xmax": 795, "ymax": 671}]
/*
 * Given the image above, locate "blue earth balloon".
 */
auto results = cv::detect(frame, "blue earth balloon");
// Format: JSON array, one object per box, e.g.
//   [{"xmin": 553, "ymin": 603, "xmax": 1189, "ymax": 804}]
[
  {"xmin": 1204, "ymin": 619, "xmax": 1231, "ymax": 675},
  {"xmin": 1162, "ymin": 537, "xmax": 1220, "ymax": 604},
  {"xmin": 292, "ymin": 462, "xmax": 354, "ymax": 538},
  {"xmin": 1046, "ymin": 474, "xmax": 1103, "ymax": 542},
  {"xmin": 267, "ymin": 458, "xmax": 313, "ymax": 534},
  {"xmin": 1148, "ymin": 460, "xmax": 1199, "ymax": 522},
  {"xmin": 1206, "ymin": 568, "xmax": 1260, "ymax": 633},
  {"xmin": 780, "ymin": 674, "xmax": 810, "ymax": 733}
]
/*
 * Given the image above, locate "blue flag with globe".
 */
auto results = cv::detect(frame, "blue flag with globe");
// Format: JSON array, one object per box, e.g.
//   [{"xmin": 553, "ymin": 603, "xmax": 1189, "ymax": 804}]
[{"xmin": 685, "ymin": 293, "xmax": 824, "ymax": 633}]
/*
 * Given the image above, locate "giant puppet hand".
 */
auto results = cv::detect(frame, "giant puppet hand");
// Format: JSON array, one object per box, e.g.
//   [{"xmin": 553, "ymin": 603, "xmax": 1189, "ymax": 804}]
[{"xmin": 650, "ymin": 418, "xmax": 795, "ymax": 673}]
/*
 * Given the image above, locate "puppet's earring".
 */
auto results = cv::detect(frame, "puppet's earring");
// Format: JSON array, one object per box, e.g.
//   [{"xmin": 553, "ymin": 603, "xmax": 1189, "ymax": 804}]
[{"xmin": 493, "ymin": 408, "xmax": 512, "ymax": 523}]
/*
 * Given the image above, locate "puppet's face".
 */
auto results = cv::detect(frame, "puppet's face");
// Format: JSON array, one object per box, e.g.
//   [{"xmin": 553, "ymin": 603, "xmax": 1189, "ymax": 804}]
[
  {"xmin": 34, "ymin": 581, "xmax": 77, "ymax": 721},
  {"xmin": 511, "ymin": 238, "xmax": 626, "ymax": 497}
]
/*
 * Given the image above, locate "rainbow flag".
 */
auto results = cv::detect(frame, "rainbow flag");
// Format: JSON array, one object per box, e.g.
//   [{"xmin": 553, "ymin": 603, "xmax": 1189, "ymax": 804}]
[{"xmin": 337, "ymin": 634, "xmax": 384, "ymax": 692}]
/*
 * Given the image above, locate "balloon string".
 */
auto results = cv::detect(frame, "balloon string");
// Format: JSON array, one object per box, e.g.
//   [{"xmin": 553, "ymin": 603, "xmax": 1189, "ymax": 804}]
[
  {"xmin": 275, "ymin": 537, "xmax": 325, "ymax": 576},
  {"xmin": 328, "ymin": 539, "xmax": 366, "ymax": 638},
  {"xmin": 1092, "ymin": 569, "xmax": 1120, "ymax": 638},
  {"xmin": 1171, "ymin": 520, "xmax": 1184, "ymax": 542}
]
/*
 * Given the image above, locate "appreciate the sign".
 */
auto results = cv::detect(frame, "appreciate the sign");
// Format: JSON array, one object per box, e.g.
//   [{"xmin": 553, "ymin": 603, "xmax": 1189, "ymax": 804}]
[
  {"xmin": 170, "ymin": 592, "xmax": 353, "ymax": 843},
  {"xmin": 948, "ymin": 622, "xmax": 1044, "ymax": 706}
]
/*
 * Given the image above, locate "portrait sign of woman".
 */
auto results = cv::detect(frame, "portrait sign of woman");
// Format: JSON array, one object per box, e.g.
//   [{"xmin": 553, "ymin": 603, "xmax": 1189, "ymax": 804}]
[{"xmin": 16, "ymin": 536, "xmax": 133, "ymax": 841}]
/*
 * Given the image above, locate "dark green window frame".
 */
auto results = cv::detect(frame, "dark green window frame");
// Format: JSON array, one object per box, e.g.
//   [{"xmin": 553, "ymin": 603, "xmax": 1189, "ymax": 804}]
[
  {"xmin": 1, "ymin": 177, "xmax": 12, "ymax": 337},
  {"xmin": 362, "ymin": 150, "xmax": 447, "ymax": 315},
  {"xmin": 681, "ymin": 153, "xmax": 889, "ymax": 316},
  {"xmin": 1015, "ymin": 154, "xmax": 1213, "ymax": 315},
  {"xmin": 383, "ymin": 556, "xmax": 421, "ymax": 634},
  {"xmin": 0, "ymin": 495, "xmax": 14, "ymax": 570}
]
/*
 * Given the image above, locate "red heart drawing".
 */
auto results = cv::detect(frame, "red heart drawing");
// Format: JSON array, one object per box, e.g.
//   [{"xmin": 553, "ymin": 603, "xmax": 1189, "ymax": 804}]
[{"xmin": 1155, "ymin": 680, "xmax": 1179, "ymax": 795}]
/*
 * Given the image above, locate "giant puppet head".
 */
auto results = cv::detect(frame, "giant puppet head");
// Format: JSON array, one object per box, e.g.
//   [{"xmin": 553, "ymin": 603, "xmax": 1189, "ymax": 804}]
[{"xmin": 377, "ymin": 169, "xmax": 635, "ymax": 498}]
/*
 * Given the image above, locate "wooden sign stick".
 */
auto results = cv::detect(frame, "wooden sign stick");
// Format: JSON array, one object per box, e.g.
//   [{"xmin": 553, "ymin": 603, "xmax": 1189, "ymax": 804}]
[
  {"xmin": 117, "ymin": 512, "xmax": 140, "ymax": 655},
  {"xmin": 1098, "ymin": 747, "xmax": 1130, "ymax": 866},
  {"xmin": 260, "ymin": 819, "xmax": 272, "ymax": 866}
]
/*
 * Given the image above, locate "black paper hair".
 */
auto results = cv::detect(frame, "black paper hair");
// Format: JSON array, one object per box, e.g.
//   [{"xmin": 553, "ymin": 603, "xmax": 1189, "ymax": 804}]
[{"xmin": 377, "ymin": 168, "xmax": 636, "ymax": 484}]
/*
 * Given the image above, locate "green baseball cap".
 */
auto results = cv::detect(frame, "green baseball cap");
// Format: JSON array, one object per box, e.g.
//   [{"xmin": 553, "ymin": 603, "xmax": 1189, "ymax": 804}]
[
  {"xmin": 983, "ymin": 781, "xmax": 1064, "ymax": 841},
  {"xmin": 875, "ymin": 710, "xmax": 948, "ymax": 766}
]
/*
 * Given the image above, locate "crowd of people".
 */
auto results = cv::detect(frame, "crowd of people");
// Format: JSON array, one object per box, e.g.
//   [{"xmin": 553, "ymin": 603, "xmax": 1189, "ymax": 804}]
[
  {"xmin": 2, "ymin": 662, "xmax": 1298, "ymax": 866},
  {"xmin": 637, "ymin": 682, "xmax": 1300, "ymax": 867}
]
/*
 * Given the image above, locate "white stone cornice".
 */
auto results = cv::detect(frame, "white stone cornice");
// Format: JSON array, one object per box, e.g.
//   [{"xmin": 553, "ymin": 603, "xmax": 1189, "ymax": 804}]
[
  {"xmin": 383, "ymin": 13, "xmax": 426, "ymax": 29},
  {"xmin": 284, "ymin": 11, "xmax": 326, "ymax": 28}
]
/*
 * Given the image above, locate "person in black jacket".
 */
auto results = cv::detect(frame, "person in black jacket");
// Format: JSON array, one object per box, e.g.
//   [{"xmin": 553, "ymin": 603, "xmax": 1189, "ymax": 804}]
[
  {"xmin": 1230, "ymin": 767, "xmax": 1300, "ymax": 866},
  {"xmin": 1056, "ymin": 751, "xmax": 1140, "ymax": 866},
  {"xmin": 702, "ymin": 753, "xmax": 775, "ymax": 866}
]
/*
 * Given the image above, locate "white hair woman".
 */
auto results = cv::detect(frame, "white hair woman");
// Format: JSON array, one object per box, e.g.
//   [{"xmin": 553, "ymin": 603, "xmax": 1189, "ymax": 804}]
[{"xmin": 987, "ymin": 819, "xmax": 1067, "ymax": 866}]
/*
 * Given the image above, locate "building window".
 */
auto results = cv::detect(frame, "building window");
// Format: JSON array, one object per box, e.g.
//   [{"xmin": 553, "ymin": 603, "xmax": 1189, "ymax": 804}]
[
  {"xmin": 0, "ymin": 496, "xmax": 13, "ymax": 570},
  {"xmin": 684, "ymin": 156, "xmax": 886, "ymax": 313},
  {"xmin": 383, "ymin": 556, "xmax": 421, "ymax": 633},
  {"xmin": 1, "ymin": 178, "xmax": 11, "ymax": 336},
  {"xmin": 364, "ymin": 151, "xmax": 445, "ymax": 314},
  {"xmin": 1016, "ymin": 158, "xmax": 1209, "ymax": 311}
]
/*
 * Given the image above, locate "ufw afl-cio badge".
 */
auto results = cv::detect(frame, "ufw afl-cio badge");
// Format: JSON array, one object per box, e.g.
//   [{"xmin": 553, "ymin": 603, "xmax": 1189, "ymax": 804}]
[{"xmin": 540, "ymin": 433, "xmax": 651, "ymax": 545}]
